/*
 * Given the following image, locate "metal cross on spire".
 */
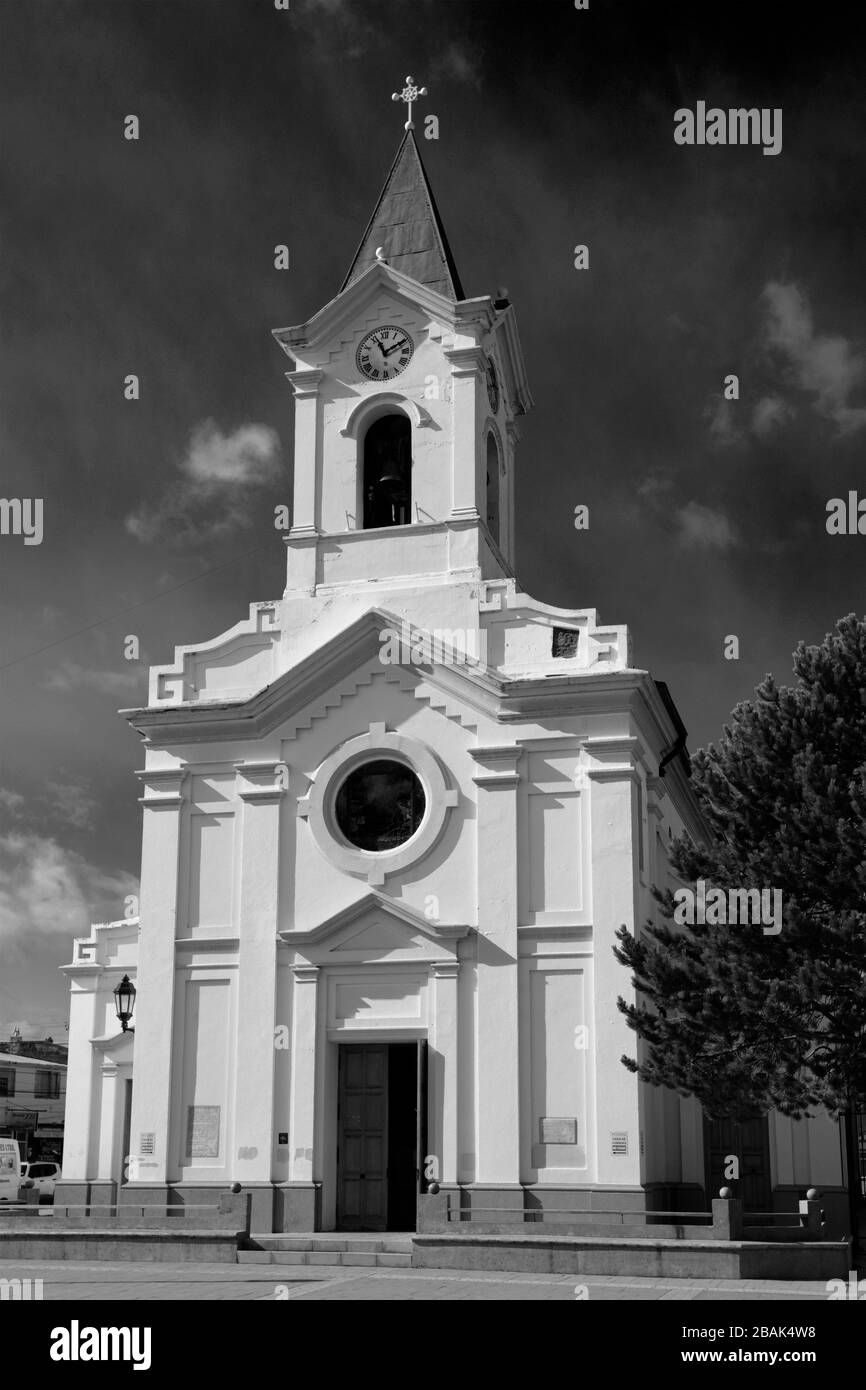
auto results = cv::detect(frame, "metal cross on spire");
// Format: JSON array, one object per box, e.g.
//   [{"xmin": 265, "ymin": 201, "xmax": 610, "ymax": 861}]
[{"xmin": 392, "ymin": 75, "xmax": 428, "ymax": 131}]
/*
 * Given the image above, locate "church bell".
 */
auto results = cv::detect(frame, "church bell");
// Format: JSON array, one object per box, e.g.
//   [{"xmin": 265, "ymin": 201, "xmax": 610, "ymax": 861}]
[{"xmin": 377, "ymin": 459, "xmax": 406, "ymax": 494}]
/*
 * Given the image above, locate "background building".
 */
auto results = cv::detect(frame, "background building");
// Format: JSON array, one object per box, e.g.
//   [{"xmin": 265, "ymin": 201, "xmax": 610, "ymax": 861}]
[{"xmin": 0, "ymin": 1047, "xmax": 66, "ymax": 1164}]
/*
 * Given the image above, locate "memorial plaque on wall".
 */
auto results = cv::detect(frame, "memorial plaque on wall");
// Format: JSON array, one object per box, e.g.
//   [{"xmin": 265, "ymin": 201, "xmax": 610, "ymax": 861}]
[
  {"xmin": 540, "ymin": 1117, "xmax": 578, "ymax": 1145},
  {"xmin": 186, "ymin": 1105, "xmax": 221, "ymax": 1158}
]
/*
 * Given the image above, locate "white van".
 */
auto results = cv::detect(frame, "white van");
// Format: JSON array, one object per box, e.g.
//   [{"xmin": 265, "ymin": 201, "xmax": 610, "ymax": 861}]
[{"xmin": 0, "ymin": 1139, "xmax": 22, "ymax": 1201}]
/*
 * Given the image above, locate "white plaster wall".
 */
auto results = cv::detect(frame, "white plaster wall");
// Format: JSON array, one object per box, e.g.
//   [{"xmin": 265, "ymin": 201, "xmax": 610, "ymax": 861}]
[
  {"xmin": 316, "ymin": 296, "xmax": 455, "ymax": 535},
  {"xmin": 281, "ymin": 670, "xmax": 478, "ymax": 934},
  {"xmin": 170, "ymin": 972, "xmax": 236, "ymax": 1182}
]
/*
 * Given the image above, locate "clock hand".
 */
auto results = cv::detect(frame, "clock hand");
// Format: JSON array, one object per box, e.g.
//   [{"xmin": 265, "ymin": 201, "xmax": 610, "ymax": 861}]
[{"xmin": 382, "ymin": 341, "xmax": 405, "ymax": 357}]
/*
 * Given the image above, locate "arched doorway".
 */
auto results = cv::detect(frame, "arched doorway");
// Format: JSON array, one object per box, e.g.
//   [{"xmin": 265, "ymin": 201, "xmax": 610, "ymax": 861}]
[{"xmin": 363, "ymin": 415, "xmax": 412, "ymax": 529}]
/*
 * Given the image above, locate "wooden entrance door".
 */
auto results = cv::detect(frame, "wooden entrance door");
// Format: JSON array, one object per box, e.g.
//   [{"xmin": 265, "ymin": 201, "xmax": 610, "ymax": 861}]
[
  {"xmin": 337, "ymin": 1045, "xmax": 388, "ymax": 1231},
  {"xmin": 704, "ymin": 1114, "xmax": 772, "ymax": 1210}
]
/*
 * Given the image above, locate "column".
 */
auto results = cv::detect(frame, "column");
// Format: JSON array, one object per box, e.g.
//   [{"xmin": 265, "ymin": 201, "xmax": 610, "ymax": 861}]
[
  {"xmin": 432, "ymin": 961, "xmax": 459, "ymax": 1185},
  {"xmin": 232, "ymin": 761, "xmax": 287, "ymax": 1225},
  {"xmin": 127, "ymin": 768, "xmax": 186, "ymax": 1193},
  {"xmin": 469, "ymin": 745, "xmax": 522, "ymax": 1195}
]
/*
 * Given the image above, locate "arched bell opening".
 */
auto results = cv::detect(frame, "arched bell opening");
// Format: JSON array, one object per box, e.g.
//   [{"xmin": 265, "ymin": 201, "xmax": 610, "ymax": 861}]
[{"xmin": 363, "ymin": 414, "xmax": 412, "ymax": 529}]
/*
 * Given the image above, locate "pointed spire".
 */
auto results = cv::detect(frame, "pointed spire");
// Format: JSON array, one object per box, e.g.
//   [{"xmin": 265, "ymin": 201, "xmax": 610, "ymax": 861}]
[{"xmin": 341, "ymin": 129, "xmax": 465, "ymax": 301}]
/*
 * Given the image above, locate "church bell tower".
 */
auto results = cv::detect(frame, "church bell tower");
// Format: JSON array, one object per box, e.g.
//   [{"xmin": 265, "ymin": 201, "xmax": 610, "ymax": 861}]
[{"xmin": 272, "ymin": 84, "xmax": 533, "ymax": 614}]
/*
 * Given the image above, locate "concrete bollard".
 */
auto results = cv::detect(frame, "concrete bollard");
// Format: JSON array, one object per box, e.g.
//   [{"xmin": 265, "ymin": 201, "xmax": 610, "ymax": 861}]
[
  {"xmin": 712, "ymin": 1187, "xmax": 743, "ymax": 1240},
  {"xmin": 218, "ymin": 1190, "xmax": 252, "ymax": 1235},
  {"xmin": 416, "ymin": 1190, "xmax": 450, "ymax": 1233},
  {"xmin": 798, "ymin": 1188, "xmax": 824, "ymax": 1235}
]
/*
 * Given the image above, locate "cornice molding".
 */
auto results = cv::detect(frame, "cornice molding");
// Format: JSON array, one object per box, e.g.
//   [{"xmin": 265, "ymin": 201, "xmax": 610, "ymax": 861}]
[
  {"xmin": 175, "ymin": 937, "xmax": 240, "ymax": 953},
  {"xmin": 432, "ymin": 961, "xmax": 461, "ymax": 979},
  {"xmin": 235, "ymin": 759, "xmax": 288, "ymax": 803},
  {"xmin": 586, "ymin": 767, "xmax": 641, "ymax": 784},
  {"xmin": 469, "ymin": 742, "xmax": 523, "ymax": 788},
  {"xmin": 285, "ymin": 368, "xmax": 325, "ymax": 397},
  {"xmin": 443, "ymin": 344, "xmax": 487, "ymax": 375},
  {"xmin": 135, "ymin": 766, "xmax": 187, "ymax": 809}
]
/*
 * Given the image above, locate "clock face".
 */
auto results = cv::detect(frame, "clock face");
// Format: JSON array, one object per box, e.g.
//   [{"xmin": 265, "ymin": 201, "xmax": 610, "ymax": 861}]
[
  {"xmin": 486, "ymin": 358, "xmax": 500, "ymax": 412},
  {"xmin": 356, "ymin": 326, "xmax": 414, "ymax": 381}
]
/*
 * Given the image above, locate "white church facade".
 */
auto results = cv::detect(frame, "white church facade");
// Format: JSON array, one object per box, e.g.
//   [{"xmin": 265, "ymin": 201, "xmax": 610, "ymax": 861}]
[{"xmin": 59, "ymin": 119, "xmax": 849, "ymax": 1237}]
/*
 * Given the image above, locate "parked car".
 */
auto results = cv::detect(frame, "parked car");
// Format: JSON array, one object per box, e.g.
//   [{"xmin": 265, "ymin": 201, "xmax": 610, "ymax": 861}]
[{"xmin": 20, "ymin": 1161, "xmax": 61, "ymax": 1202}]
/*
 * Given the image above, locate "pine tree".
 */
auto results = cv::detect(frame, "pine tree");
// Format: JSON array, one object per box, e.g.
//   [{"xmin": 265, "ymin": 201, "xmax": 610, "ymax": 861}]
[{"xmin": 615, "ymin": 613, "xmax": 866, "ymax": 1121}]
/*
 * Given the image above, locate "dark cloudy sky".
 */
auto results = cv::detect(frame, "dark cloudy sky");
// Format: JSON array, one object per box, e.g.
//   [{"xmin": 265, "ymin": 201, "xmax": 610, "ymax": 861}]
[{"xmin": 2, "ymin": 0, "xmax": 866, "ymax": 1035}]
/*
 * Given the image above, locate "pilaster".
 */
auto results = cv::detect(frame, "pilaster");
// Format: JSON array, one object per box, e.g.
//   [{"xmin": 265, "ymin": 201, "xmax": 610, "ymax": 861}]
[
  {"xmin": 127, "ymin": 767, "xmax": 187, "ymax": 1186},
  {"xmin": 587, "ymin": 764, "xmax": 642, "ymax": 1185},
  {"xmin": 232, "ymin": 761, "xmax": 287, "ymax": 1183},
  {"xmin": 288, "ymin": 964, "xmax": 319, "ymax": 1183},
  {"xmin": 57, "ymin": 968, "xmax": 101, "ymax": 1182},
  {"xmin": 431, "ymin": 961, "xmax": 460, "ymax": 1184},
  {"xmin": 96, "ymin": 1061, "xmax": 119, "ymax": 1180},
  {"xmin": 469, "ymin": 743, "xmax": 522, "ymax": 1184},
  {"xmin": 286, "ymin": 368, "xmax": 324, "ymax": 535},
  {"xmin": 445, "ymin": 346, "xmax": 484, "ymax": 519}
]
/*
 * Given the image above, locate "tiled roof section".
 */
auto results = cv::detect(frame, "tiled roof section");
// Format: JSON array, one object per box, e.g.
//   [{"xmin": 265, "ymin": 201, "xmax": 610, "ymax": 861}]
[{"xmin": 341, "ymin": 130, "xmax": 465, "ymax": 300}]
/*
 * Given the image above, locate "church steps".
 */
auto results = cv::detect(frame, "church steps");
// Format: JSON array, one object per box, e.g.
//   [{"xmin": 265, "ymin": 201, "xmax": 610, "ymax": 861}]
[
  {"xmin": 238, "ymin": 1249, "xmax": 412, "ymax": 1268},
  {"xmin": 239, "ymin": 1233, "xmax": 414, "ymax": 1266},
  {"xmin": 241, "ymin": 1239, "xmax": 414, "ymax": 1262}
]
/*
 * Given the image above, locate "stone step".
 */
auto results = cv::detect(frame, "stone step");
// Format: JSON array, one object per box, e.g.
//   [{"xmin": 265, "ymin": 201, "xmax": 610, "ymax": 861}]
[
  {"xmin": 249, "ymin": 1233, "xmax": 413, "ymax": 1255},
  {"xmin": 237, "ymin": 1248, "xmax": 413, "ymax": 1268}
]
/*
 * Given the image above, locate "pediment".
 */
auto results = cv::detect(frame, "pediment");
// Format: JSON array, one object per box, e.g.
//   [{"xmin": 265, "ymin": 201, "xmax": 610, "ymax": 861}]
[
  {"xmin": 331, "ymin": 919, "xmax": 427, "ymax": 955},
  {"xmin": 273, "ymin": 262, "xmax": 465, "ymax": 362},
  {"xmin": 124, "ymin": 607, "xmax": 503, "ymax": 743},
  {"xmin": 280, "ymin": 890, "xmax": 468, "ymax": 964}
]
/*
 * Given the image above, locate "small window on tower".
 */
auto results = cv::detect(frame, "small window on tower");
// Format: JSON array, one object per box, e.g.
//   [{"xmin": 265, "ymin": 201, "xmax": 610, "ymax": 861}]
[
  {"xmin": 363, "ymin": 414, "xmax": 412, "ymax": 529},
  {"xmin": 552, "ymin": 627, "xmax": 579, "ymax": 658}
]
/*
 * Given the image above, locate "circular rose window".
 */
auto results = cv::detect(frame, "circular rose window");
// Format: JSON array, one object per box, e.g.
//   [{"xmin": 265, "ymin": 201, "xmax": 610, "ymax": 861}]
[{"xmin": 334, "ymin": 759, "xmax": 426, "ymax": 852}]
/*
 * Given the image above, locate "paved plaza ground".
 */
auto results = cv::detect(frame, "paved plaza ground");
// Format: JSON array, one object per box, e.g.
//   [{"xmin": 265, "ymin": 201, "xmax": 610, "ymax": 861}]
[{"xmin": 0, "ymin": 1260, "xmax": 841, "ymax": 1301}]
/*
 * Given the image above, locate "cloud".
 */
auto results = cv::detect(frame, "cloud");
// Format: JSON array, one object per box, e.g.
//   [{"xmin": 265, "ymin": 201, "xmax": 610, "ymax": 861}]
[
  {"xmin": 752, "ymin": 394, "xmax": 794, "ymax": 438},
  {"xmin": 43, "ymin": 781, "xmax": 100, "ymax": 832},
  {"xmin": 125, "ymin": 419, "xmax": 282, "ymax": 545},
  {"xmin": 637, "ymin": 473, "xmax": 673, "ymax": 501},
  {"xmin": 432, "ymin": 44, "xmax": 482, "ymax": 89},
  {"xmin": 300, "ymin": 0, "xmax": 379, "ymax": 59},
  {"xmin": 42, "ymin": 660, "xmax": 144, "ymax": 696},
  {"xmin": 0, "ymin": 832, "xmax": 138, "ymax": 957},
  {"xmin": 675, "ymin": 501, "xmax": 737, "ymax": 550},
  {"xmin": 762, "ymin": 281, "xmax": 866, "ymax": 434},
  {"xmin": 704, "ymin": 397, "xmax": 742, "ymax": 446},
  {"xmin": 0, "ymin": 781, "xmax": 101, "ymax": 834}
]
